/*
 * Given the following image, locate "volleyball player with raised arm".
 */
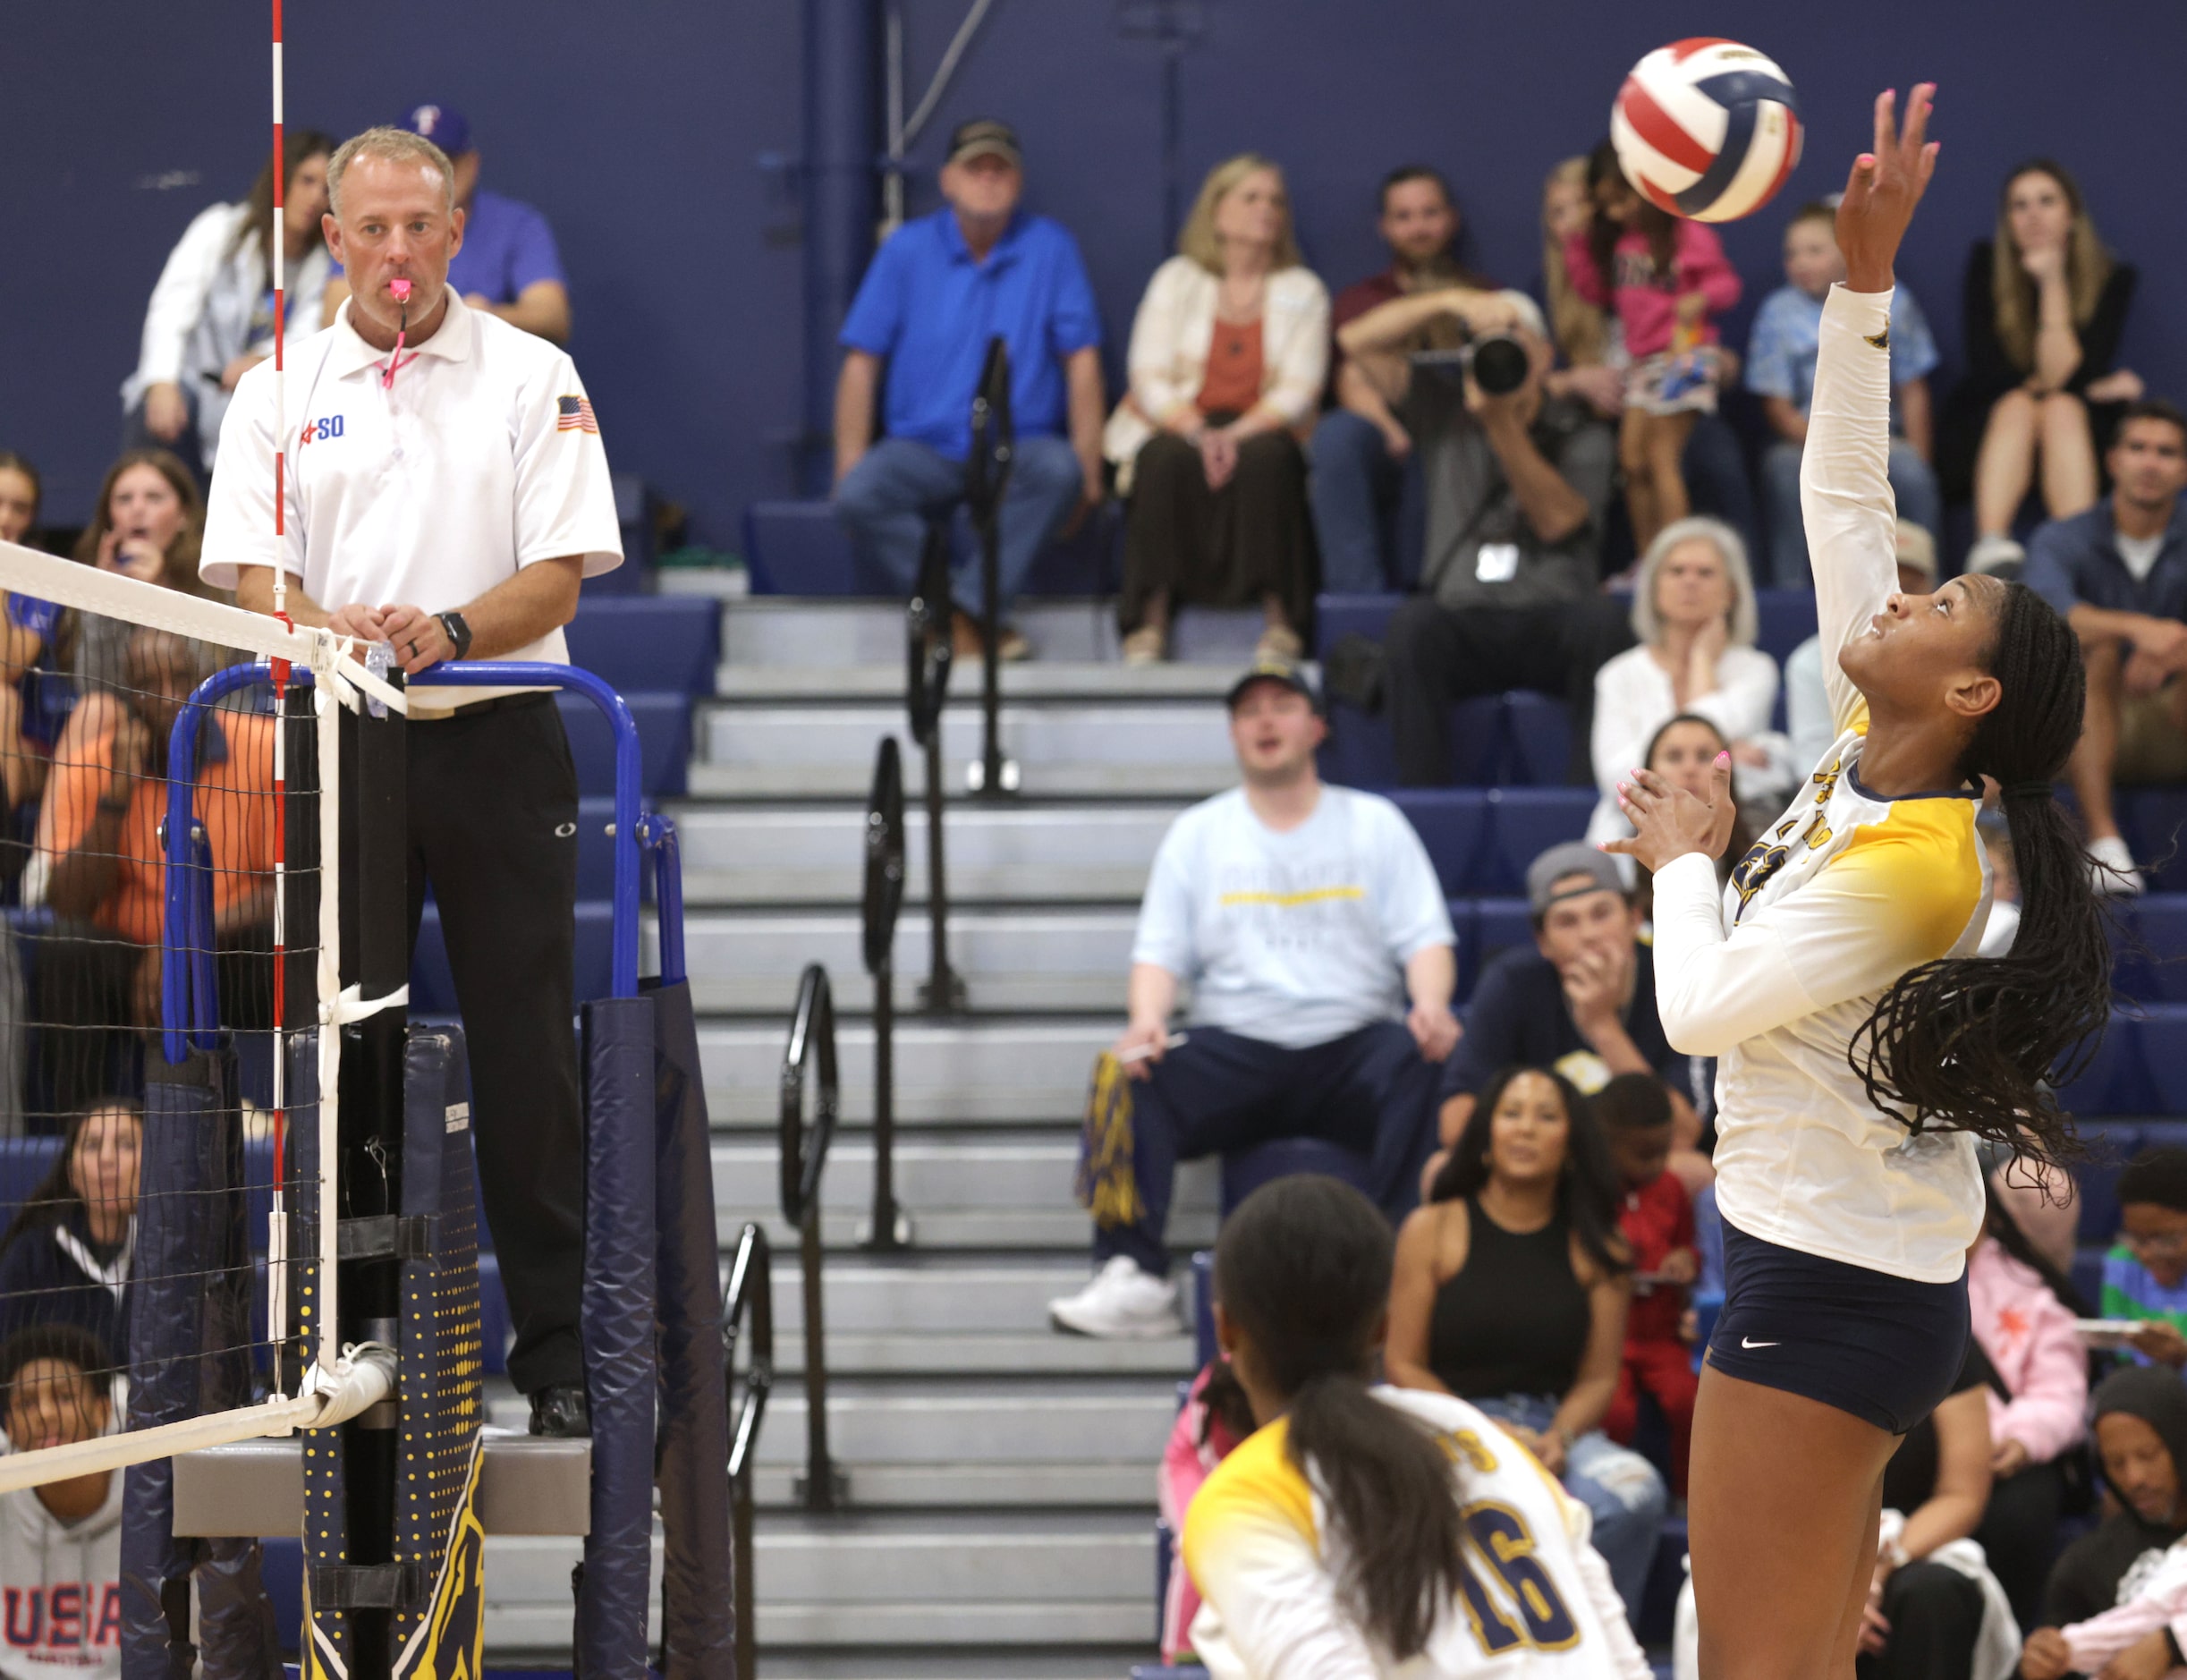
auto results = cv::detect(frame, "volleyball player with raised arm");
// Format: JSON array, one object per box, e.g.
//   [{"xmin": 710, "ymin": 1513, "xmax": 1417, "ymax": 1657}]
[
  {"xmin": 1606, "ymin": 88, "xmax": 2113, "ymax": 1679},
  {"xmin": 1183, "ymin": 1175, "xmax": 1649, "ymax": 1678}
]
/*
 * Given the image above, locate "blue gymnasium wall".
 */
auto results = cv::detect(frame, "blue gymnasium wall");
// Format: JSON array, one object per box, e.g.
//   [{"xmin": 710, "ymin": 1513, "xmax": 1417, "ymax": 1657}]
[{"xmin": 5, "ymin": 1, "xmax": 2183, "ymax": 547}]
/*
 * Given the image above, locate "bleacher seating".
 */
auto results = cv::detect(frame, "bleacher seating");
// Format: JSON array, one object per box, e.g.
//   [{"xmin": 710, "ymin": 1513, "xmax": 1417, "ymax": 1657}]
[
  {"xmin": 1316, "ymin": 589, "xmax": 1825, "ymax": 792},
  {"xmin": 742, "ymin": 497, "xmax": 1125, "ymax": 598},
  {"xmin": 562, "ymin": 596, "xmax": 721, "ymax": 694}
]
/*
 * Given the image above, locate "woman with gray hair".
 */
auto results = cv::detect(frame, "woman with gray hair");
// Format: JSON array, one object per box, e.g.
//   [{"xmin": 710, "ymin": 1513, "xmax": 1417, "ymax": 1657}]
[{"xmin": 1586, "ymin": 516, "xmax": 1787, "ymax": 849}]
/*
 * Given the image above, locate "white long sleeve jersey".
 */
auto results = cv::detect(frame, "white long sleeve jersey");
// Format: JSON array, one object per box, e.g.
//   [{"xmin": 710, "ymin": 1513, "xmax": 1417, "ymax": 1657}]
[
  {"xmin": 1649, "ymin": 284, "xmax": 1991, "ymax": 1285},
  {"xmin": 1183, "ymin": 1388, "xmax": 1649, "ymax": 1680}
]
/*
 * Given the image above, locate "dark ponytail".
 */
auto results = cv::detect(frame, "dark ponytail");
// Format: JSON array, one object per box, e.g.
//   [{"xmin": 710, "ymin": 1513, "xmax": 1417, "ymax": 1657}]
[
  {"xmin": 1851, "ymin": 581, "xmax": 2113, "ymax": 1164},
  {"xmin": 1215, "ymin": 1176, "xmax": 1464, "ymax": 1661}
]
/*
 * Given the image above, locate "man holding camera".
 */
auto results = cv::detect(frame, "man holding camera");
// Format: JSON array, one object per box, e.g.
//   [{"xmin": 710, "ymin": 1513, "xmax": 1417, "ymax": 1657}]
[{"xmin": 1348, "ymin": 289, "xmax": 1625, "ymax": 786}]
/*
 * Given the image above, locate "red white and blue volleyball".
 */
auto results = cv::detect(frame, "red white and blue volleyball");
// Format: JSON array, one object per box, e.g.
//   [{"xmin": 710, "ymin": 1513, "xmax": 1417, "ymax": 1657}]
[{"xmin": 1612, "ymin": 38, "xmax": 1803, "ymax": 224}]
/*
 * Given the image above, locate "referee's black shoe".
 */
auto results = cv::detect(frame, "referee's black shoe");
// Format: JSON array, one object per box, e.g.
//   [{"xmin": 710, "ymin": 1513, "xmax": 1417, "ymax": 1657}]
[{"xmin": 529, "ymin": 1384, "xmax": 590, "ymax": 1438}]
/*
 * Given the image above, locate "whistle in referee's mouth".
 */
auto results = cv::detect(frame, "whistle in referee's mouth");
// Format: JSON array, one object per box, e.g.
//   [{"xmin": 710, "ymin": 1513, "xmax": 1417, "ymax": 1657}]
[{"xmin": 389, "ymin": 278, "xmax": 412, "ymax": 303}]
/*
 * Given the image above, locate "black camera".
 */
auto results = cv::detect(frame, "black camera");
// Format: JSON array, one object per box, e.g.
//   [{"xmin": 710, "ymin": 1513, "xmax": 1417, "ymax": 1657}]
[{"xmin": 1410, "ymin": 326, "xmax": 1531, "ymax": 398}]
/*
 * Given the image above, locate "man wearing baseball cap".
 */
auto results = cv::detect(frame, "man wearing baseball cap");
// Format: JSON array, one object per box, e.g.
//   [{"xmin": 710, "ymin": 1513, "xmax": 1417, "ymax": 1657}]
[
  {"xmin": 323, "ymin": 103, "xmax": 571, "ymax": 344},
  {"xmin": 1420, "ymin": 840, "xmax": 1700, "ymax": 1196},
  {"xmin": 1051, "ymin": 657, "xmax": 1460, "ymax": 1337},
  {"xmin": 834, "ymin": 118, "xmax": 1105, "ymax": 662}
]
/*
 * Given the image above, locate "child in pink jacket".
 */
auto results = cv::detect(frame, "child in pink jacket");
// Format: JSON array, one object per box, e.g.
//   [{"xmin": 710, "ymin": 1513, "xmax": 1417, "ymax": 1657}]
[
  {"xmin": 1157, "ymin": 1358, "xmax": 1251, "ymax": 1663},
  {"xmin": 1970, "ymin": 1191, "xmax": 2092, "ymax": 1626},
  {"xmin": 1564, "ymin": 144, "xmax": 1742, "ymax": 554}
]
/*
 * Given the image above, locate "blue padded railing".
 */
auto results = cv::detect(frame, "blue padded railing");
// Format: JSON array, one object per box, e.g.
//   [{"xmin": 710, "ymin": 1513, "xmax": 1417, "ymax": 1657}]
[{"xmin": 161, "ymin": 658, "xmax": 679, "ymax": 1059}]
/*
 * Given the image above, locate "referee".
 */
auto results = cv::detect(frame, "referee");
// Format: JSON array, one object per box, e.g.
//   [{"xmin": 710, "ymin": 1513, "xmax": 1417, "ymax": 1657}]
[{"xmin": 202, "ymin": 126, "xmax": 622, "ymax": 1436}]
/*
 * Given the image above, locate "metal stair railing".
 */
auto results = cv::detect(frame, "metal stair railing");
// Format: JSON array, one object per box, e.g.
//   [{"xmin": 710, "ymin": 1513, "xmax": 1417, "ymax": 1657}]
[
  {"xmin": 722, "ymin": 1221, "xmax": 773, "ymax": 1679},
  {"xmin": 962, "ymin": 333, "xmax": 1017, "ymax": 799},
  {"xmin": 778, "ymin": 963, "xmax": 846, "ymax": 1509},
  {"xmin": 905, "ymin": 525, "xmax": 967, "ymax": 1014},
  {"xmin": 862, "ymin": 739, "xmax": 909, "ymax": 1249}
]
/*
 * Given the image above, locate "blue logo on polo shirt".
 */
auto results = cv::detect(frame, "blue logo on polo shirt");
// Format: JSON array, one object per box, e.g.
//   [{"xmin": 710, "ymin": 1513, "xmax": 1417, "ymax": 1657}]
[{"xmin": 298, "ymin": 414, "xmax": 346, "ymax": 448}]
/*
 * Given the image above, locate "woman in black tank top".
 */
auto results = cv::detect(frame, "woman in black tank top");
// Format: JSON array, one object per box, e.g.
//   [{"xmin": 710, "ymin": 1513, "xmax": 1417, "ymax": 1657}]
[{"xmin": 1387, "ymin": 1065, "xmax": 1668, "ymax": 1616}]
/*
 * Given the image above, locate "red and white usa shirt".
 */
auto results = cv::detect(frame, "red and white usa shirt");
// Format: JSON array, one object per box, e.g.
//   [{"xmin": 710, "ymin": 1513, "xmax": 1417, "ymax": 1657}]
[{"xmin": 200, "ymin": 294, "xmax": 622, "ymax": 713}]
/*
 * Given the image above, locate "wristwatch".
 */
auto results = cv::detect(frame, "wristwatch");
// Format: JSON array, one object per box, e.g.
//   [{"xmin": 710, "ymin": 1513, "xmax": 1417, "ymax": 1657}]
[{"xmin": 436, "ymin": 611, "xmax": 473, "ymax": 660}]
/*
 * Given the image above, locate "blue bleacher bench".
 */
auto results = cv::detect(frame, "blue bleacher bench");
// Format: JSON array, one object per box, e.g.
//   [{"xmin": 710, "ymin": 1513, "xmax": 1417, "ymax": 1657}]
[
  {"xmin": 555, "ymin": 690, "xmax": 690, "ymax": 797},
  {"xmin": 564, "ymin": 596, "xmax": 722, "ymax": 695},
  {"xmin": 1219, "ymin": 1138, "xmax": 1376, "ymax": 1218}
]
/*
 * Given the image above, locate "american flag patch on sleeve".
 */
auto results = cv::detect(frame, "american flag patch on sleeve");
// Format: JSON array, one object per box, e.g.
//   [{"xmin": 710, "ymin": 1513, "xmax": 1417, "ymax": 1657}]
[{"xmin": 555, "ymin": 395, "xmax": 599, "ymax": 434}]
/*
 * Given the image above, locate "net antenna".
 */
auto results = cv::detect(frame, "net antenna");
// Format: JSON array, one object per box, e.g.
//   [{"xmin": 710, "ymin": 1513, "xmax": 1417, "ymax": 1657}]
[{"xmin": 266, "ymin": 0, "xmax": 296, "ymax": 1364}]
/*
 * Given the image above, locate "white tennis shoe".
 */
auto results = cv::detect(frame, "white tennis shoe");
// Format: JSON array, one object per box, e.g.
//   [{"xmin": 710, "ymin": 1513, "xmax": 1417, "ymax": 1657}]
[
  {"xmin": 1048, "ymin": 1256, "xmax": 1183, "ymax": 1339},
  {"xmin": 2088, "ymin": 833, "xmax": 2144, "ymax": 896}
]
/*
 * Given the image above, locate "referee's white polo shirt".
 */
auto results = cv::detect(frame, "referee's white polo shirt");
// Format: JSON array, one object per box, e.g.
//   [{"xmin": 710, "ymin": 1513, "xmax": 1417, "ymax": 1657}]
[{"xmin": 201, "ymin": 294, "xmax": 623, "ymax": 715}]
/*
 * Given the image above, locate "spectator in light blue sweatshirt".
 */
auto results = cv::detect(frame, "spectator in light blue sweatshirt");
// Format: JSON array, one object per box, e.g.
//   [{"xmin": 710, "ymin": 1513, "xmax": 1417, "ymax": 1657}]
[{"xmin": 1746, "ymin": 200, "xmax": 1942, "ymax": 589}]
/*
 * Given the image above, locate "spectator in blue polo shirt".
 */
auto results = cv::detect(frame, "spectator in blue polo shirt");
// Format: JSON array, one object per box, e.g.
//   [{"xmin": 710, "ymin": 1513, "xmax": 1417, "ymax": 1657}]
[
  {"xmin": 322, "ymin": 104, "xmax": 571, "ymax": 344},
  {"xmin": 2025, "ymin": 399, "xmax": 2187, "ymax": 893},
  {"xmin": 834, "ymin": 119, "xmax": 1104, "ymax": 662}
]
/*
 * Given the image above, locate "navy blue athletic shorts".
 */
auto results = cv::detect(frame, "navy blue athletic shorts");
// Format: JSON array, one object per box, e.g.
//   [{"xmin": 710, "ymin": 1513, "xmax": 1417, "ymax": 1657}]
[{"xmin": 1706, "ymin": 1219, "xmax": 1970, "ymax": 1435}]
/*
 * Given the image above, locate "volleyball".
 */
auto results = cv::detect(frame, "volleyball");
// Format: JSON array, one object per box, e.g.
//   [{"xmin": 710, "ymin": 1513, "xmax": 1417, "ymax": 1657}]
[{"xmin": 1611, "ymin": 38, "xmax": 1803, "ymax": 224}]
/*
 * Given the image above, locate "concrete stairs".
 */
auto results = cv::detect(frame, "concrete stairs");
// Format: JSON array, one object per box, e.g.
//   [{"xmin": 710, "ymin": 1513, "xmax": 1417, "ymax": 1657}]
[{"xmin": 487, "ymin": 597, "xmax": 1264, "ymax": 1675}]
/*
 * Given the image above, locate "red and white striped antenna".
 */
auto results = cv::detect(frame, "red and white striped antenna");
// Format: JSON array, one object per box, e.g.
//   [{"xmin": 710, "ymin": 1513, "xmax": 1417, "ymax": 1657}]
[{"xmin": 266, "ymin": 0, "xmax": 292, "ymax": 1354}]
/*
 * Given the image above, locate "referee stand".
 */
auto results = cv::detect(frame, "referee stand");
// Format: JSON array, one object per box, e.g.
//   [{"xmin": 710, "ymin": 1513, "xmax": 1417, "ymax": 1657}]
[{"xmin": 147, "ymin": 658, "xmax": 734, "ymax": 1680}]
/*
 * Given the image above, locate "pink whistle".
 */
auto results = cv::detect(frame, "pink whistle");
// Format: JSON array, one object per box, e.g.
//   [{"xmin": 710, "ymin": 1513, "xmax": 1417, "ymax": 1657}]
[{"xmin": 389, "ymin": 278, "xmax": 412, "ymax": 303}]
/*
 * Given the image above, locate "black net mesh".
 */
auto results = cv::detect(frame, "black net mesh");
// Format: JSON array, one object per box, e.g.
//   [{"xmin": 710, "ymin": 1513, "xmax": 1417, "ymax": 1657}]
[{"xmin": 0, "ymin": 591, "xmax": 318, "ymax": 1450}]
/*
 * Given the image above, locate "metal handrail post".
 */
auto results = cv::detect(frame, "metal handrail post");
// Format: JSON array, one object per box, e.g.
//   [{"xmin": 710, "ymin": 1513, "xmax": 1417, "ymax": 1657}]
[
  {"xmin": 723, "ymin": 1222, "xmax": 773, "ymax": 1680},
  {"xmin": 779, "ymin": 964, "xmax": 844, "ymax": 1510},
  {"xmin": 862, "ymin": 742, "xmax": 907, "ymax": 1250},
  {"xmin": 963, "ymin": 335, "xmax": 1016, "ymax": 800}
]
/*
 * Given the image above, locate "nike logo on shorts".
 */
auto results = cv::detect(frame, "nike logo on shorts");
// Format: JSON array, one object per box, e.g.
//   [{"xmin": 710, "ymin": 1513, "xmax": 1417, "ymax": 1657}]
[{"xmin": 1741, "ymin": 1336, "xmax": 1780, "ymax": 1349}]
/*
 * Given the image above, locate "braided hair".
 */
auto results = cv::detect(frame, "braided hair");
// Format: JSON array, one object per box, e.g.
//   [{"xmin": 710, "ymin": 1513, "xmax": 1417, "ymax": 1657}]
[
  {"xmin": 1215, "ymin": 1176, "xmax": 1465, "ymax": 1661},
  {"xmin": 1849, "ymin": 580, "xmax": 2112, "ymax": 1164}
]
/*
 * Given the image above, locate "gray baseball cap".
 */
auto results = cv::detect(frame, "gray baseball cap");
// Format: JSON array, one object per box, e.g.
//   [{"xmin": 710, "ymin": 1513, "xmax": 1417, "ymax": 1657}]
[{"xmin": 1526, "ymin": 842, "xmax": 1627, "ymax": 919}]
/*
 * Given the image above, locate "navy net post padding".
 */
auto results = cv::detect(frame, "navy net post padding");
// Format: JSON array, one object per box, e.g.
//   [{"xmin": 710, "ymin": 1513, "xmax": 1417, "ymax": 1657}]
[
  {"xmin": 293, "ymin": 1031, "xmax": 353, "ymax": 1680},
  {"xmin": 647, "ymin": 974, "xmax": 734, "ymax": 1677},
  {"xmin": 576, "ymin": 995, "xmax": 657, "ymax": 1676},
  {"xmin": 390, "ymin": 1023, "xmax": 486, "ymax": 1680},
  {"xmin": 120, "ymin": 1048, "xmax": 282, "ymax": 1680}
]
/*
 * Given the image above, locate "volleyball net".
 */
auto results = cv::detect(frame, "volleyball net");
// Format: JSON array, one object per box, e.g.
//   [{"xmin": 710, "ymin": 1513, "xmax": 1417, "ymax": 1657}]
[{"xmin": 0, "ymin": 538, "xmax": 402, "ymax": 1498}]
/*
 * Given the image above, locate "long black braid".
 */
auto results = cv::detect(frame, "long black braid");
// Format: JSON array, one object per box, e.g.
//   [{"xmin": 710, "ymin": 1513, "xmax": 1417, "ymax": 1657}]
[{"xmin": 1849, "ymin": 581, "xmax": 2113, "ymax": 1164}]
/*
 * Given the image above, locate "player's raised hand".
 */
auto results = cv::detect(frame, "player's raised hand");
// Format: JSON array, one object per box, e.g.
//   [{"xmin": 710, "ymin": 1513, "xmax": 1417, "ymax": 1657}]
[
  {"xmin": 1836, "ymin": 83, "xmax": 1938, "ymax": 293},
  {"xmin": 1605, "ymin": 753, "xmax": 1739, "ymax": 872}
]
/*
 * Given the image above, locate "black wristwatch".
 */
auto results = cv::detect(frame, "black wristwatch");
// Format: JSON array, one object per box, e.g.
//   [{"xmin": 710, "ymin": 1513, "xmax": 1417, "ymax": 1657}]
[{"xmin": 436, "ymin": 611, "xmax": 473, "ymax": 660}]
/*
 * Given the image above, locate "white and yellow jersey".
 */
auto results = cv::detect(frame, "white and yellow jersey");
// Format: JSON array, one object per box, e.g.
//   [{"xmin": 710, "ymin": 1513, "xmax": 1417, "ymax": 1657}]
[
  {"xmin": 1649, "ymin": 284, "xmax": 1990, "ymax": 1285},
  {"xmin": 1182, "ymin": 1388, "xmax": 1649, "ymax": 1680}
]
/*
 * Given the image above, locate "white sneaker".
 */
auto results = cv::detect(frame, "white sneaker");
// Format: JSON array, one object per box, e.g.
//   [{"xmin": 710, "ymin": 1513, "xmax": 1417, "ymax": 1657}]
[
  {"xmin": 1048, "ymin": 1256, "xmax": 1182, "ymax": 1339},
  {"xmin": 2089, "ymin": 832, "xmax": 2144, "ymax": 895},
  {"xmin": 1966, "ymin": 534, "xmax": 2027, "ymax": 576}
]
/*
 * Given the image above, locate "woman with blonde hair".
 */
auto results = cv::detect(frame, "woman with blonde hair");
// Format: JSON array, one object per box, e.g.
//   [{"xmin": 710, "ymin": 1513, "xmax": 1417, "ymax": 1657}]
[
  {"xmin": 1586, "ymin": 516, "xmax": 1785, "ymax": 851},
  {"xmin": 1939, "ymin": 158, "xmax": 2140, "ymax": 573},
  {"xmin": 1105, "ymin": 154, "xmax": 1328, "ymax": 663}
]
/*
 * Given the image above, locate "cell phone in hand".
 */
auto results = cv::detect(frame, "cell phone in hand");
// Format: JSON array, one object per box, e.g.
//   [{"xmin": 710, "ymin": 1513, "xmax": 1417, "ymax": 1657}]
[{"xmin": 2073, "ymin": 1318, "xmax": 2147, "ymax": 1350}]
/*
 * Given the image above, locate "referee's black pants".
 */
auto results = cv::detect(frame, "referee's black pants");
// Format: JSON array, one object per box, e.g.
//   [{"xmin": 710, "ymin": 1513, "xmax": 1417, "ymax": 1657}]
[{"xmin": 405, "ymin": 696, "xmax": 584, "ymax": 1396}]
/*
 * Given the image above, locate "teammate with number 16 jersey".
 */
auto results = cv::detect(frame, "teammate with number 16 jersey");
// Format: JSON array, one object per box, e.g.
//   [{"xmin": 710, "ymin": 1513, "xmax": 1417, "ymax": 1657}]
[{"xmin": 1186, "ymin": 1385, "xmax": 1648, "ymax": 1678}]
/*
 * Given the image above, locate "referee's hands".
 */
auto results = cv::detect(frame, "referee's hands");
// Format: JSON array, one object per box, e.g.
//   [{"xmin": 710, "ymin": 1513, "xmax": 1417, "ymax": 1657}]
[{"xmin": 377, "ymin": 604, "xmax": 454, "ymax": 675}]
